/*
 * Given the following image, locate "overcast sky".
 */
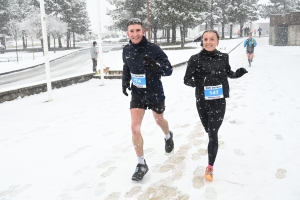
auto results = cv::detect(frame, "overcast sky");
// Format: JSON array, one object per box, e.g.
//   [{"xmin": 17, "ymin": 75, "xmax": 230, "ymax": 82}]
[{"xmin": 86, "ymin": 0, "xmax": 113, "ymax": 33}]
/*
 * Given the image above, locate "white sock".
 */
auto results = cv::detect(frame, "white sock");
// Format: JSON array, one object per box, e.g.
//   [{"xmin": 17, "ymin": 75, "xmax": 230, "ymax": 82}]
[
  {"xmin": 165, "ymin": 132, "xmax": 171, "ymax": 140},
  {"xmin": 138, "ymin": 156, "xmax": 145, "ymax": 165}
]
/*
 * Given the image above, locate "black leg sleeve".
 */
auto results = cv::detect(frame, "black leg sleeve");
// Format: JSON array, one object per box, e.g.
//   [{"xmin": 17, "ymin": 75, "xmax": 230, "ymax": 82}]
[{"xmin": 196, "ymin": 98, "xmax": 226, "ymax": 166}]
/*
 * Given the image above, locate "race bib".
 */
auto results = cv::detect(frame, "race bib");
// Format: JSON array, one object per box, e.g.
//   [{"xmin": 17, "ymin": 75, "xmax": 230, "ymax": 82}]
[
  {"xmin": 204, "ymin": 84, "xmax": 224, "ymax": 100},
  {"xmin": 131, "ymin": 73, "xmax": 146, "ymax": 88}
]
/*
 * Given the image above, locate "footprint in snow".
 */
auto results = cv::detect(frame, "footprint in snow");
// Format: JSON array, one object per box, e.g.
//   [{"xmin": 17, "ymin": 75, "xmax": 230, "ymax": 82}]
[
  {"xmin": 275, "ymin": 168, "xmax": 286, "ymax": 179},
  {"xmin": 192, "ymin": 166, "xmax": 205, "ymax": 189},
  {"xmin": 234, "ymin": 149, "xmax": 245, "ymax": 156}
]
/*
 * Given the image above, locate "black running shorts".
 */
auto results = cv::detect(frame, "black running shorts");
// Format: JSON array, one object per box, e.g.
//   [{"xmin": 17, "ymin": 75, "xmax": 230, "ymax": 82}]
[
  {"xmin": 130, "ymin": 99, "xmax": 165, "ymax": 114},
  {"xmin": 246, "ymin": 46, "xmax": 254, "ymax": 54}
]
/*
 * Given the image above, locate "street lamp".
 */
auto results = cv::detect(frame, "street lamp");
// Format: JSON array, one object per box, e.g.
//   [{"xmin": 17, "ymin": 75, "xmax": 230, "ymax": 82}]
[
  {"xmin": 147, "ymin": 0, "xmax": 151, "ymax": 42},
  {"xmin": 210, "ymin": 0, "xmax": 214, "ymax": 29},
  {"xmin": 89, "ymin": 31, "xmax": 92, "ymax": 44},
  {"xmin": 229, "ymin": 22, "xmax": 233, "ymax": 39}
]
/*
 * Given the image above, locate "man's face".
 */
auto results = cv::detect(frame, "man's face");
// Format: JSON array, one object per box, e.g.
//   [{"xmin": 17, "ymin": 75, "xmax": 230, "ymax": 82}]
[
  {"xmin": 127, "ymin": 24, "xmax": 146, "ymax": 44},
  {"xmin": 248, "ymin": 34, "xmax": 252, "ymax": 39}
]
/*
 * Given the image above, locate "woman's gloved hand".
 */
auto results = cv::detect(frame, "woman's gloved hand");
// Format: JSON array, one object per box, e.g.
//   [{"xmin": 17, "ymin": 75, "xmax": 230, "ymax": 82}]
[{"xmin": 236, "ymin": 68, "xmax": 248, "ymax": 77}]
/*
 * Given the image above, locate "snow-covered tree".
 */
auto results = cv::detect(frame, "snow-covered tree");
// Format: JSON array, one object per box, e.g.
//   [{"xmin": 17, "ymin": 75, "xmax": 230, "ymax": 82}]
[
  {"xmin": 0, "ymin": 0, "xmax": 10, "ymax": 35},
  {"xmin": 260, "ymin": 0, "xmax": 300, "ymax": 17},
  {"xmin": 226, "ymin": 0, "xmax": 259, "ymax": 37},
  {"xmin": 7, "ymin": 0, "xmax": 34, "ymax": 49},
  {"xmin": 7, "ymin": 19, "xmax": 22, "ymax": 62},
  {"xmin": 21, "ymin": 9, "xmax": 42, "ymax": 60},
  {"xmin": 8, "ymin": 0, "xmax": 34, "ymax": 20},
  {"xmin": 32, "ymin": 0, "xmax": 90, "ymax": 48},
  {"xmin": 152, "ymin": 0, "xmax": 207, "ymax": 46},
  {"xmin": 47, "ymin": 16, "xmax": 68, "ymax": 53},
  {"xmin": 107, "ymin": 0, "xmax": 207, "ymax": 45},
  {"xmin": 107, "ymin": 0, "xmax": 147, "ymax": 32}
]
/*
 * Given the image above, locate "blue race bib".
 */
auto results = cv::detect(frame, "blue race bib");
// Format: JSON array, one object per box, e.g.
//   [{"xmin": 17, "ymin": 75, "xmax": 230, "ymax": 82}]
[
  {"xmin": 204, "ymin": 85, "xmax": 224, "ymax": 100},
  {"xmin": 131, "ymin": 73, "xmax": 146, "ymax": 88}
]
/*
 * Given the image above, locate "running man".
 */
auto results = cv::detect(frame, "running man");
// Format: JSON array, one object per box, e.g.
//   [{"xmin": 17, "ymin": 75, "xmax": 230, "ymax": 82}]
[
  {"xmin": 244, "ymin": 32, "xmax": 257, "ymax": 67},
  {"xmin": 122, "ymin": 18, "xmax": 174, "ymax": 181}
]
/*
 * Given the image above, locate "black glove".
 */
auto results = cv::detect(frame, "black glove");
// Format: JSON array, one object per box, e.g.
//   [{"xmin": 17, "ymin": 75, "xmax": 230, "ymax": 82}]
[
  {"xmin": 236, "ymin": 68, "xmax": 248, "ymax": 77},
  {"xmin": 122, "ymin": 83, "xmax": 131, "ymax": 96},
  {"xmin": 143, "ymin": 55, "xmax": 160, "ymax": 72}
]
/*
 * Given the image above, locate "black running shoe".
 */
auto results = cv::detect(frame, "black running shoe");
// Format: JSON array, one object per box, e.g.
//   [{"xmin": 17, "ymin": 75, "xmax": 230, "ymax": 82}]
[
  {"xmin": 165, "ymin": 131, "xmax": 174, "ymax": 153},
  {"xmin": 131, "ymin": 160, "xmax": 149, "ymax": 181}
]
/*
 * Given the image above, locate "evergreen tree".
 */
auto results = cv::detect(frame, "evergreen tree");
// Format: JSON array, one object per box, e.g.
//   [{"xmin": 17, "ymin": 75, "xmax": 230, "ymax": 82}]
[
  {"xmin": 260, "ymin": 0, "xmax": 300, "ymax": 17},
  {"xmin": 32, "ymin": 0, "xmax": 90, "ymax": 48},
  {"xmin": 0, "ymin": 0, "xmax": 10, "ymax": 35}
]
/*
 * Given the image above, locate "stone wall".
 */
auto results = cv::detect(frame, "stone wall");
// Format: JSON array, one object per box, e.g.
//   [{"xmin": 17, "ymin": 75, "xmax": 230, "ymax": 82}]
[
  {"xmin": 0, "ymin": 73, "xmax": 122, "ymax": 103},
  {"xmin": 0, "ymin": 61, "xmax": 187, "ymax": 104},
  {"xmin": 288, "ymin": 25, "xmax": 300, "ymax": 46}
]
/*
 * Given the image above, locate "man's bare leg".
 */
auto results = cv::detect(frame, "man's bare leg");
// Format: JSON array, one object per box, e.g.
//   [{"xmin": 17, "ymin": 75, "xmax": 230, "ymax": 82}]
[
  {"xmin": 152, "ymin": 111, "xmax": 174, "ymax": 153},
  {"xmin": 130, "ymin": 108, "xmax": 145, "ymax": 157},
  {"xmin": 152, "ymin": 111, "xmax": 169, "ymax": 134}
]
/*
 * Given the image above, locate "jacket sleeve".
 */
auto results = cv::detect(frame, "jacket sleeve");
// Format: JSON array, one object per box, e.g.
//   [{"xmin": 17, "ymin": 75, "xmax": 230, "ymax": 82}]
[
  {"xmin": 243, "ymin": 40, "xmax": 247, "ymax": 47},
  {"xmin": 154, "ymin": 48, "xmax": 173, "ymax": 76},
  {"xmin": 254, "ymin": 39, "xmax": 257, "ymax": 47},
  {"xmin": 225, "ymin": 54, "xmax": 238, "ymax": 79},
  {"xmin": 122, "ymin": 51, "xmax": 131, "ymax": 86},
  {"xmin": 183, "ymin": 56, "xmax": 196, "ymax": 87}
]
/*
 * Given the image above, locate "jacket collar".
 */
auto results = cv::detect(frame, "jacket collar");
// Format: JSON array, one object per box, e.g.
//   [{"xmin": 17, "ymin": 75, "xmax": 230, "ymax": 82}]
[
  {"xmin": 129, "ymin": 36, "xmax": 148, "ymax": 52},
  {"xmin": 200, "ymin": 49, "xmax": 220, "ymax": 57}
]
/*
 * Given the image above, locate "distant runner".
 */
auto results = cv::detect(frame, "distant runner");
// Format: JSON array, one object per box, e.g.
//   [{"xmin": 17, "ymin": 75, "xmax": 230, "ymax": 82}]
[{"xmin": 244, "ymin": 32, "xmax": 257, "ymax": 67}]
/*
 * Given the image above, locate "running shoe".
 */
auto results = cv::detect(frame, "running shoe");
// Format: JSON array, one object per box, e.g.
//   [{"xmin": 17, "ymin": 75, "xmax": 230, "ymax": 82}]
[
  {"xmin": 204, "ymin": 166, "xmax": 213, "ymax": 181},
  {"xmin": 165, "ymin": 131, "xmax": 174, "ymax": 153},
  {"xmin": 131, "ymin": 160, "xmax": 149, "ymax": 181}
]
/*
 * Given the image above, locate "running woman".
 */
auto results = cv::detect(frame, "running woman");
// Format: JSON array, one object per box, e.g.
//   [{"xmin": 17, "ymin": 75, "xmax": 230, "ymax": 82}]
[
  {"xmin": 122, "ymin": 18, "xmax": 174, "ymax": 181},
  {"xmin": 184, "ymin": 30, "xmax": 248, "ymax": 181},
  {"xmin": 244, "ymin": 32, "xmax": 257, "ymax": 67}
]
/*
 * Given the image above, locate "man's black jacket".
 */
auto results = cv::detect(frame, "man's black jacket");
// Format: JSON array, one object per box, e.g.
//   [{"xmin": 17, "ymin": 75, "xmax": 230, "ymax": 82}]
[{"xmin": 122, "ymin": 36, "xmax": 173, "ymax": 103}]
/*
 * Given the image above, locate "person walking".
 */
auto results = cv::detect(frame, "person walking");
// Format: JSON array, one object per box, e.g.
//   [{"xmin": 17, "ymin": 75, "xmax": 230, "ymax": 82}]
[
  {"xmin": 258, "ymin": 27, "xmax": 262, "ymax": 38},
  {"xmin": 253, "ymin": 29, "xmax": 257, "ymax": 36},
  {"xmin": 183, "ymin": 30, "xmax": 248, "ymax": 181},
  {"xmin": 90, "ymin": 41, "xmax": 98, "ymax": 72},
  {"xmin": 244, "ymin": 32, "xmax": 257, "ymax": 67},
  {"xmin": 122, "ymin": 18, "xmax": 174, "ymax": 181}
]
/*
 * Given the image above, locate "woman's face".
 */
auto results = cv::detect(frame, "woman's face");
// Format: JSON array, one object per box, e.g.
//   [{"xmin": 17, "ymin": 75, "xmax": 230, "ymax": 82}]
[{"xmin": 202, "ymin": 32, "xmax": 219, "ymax": 52}]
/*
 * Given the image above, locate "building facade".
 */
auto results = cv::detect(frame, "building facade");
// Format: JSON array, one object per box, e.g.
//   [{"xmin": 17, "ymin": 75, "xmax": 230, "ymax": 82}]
[{"xmin": 269, "ymin": 12, "xmax": 300, "ymax": 46}]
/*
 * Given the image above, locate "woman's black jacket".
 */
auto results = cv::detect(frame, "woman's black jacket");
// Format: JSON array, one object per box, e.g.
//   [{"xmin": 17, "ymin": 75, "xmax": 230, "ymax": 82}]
[{"xmin": 184, "ymin": 49, "xmax": 241, "ymax": 100}]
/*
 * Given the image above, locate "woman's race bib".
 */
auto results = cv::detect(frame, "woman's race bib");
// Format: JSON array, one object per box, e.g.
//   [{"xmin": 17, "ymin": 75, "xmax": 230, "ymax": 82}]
[
  {"xmin": 131, "ymin": 73, "xmax": 146, "ymax": 88},
  {"xmin": 204, "ymin": 84, "xmax": 224, "ymax": 100}
]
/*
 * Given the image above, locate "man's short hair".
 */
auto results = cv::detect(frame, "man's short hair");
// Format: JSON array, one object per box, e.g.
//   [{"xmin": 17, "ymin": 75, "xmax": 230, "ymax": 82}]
[
  {"xmin": 127, "ymin": 18, "xmax": 143, "ymax": 27},
  {"xmin": 93, "ymin": 41, "xmax": 97, "ymax": 45}
]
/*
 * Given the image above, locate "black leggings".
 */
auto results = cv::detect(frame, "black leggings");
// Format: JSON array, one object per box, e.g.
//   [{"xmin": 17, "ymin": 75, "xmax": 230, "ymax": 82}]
[{"xmin": 196, "ymin": 98, "xmax": 226, "ymax": 166}]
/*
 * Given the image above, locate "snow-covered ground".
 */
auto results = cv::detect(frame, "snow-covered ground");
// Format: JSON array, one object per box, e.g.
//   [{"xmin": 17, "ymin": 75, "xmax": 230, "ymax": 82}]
[{"xmin": 1, "ymin": 37, "xmax": 300, "ymax": 200}]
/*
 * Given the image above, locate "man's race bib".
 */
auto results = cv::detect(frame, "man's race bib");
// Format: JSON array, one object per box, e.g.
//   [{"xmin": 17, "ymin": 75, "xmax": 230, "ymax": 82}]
[
  {"xmin": 131, "ymin": 73, "xmax": 146, "ymax": 88},
  {"xmin": 204, "ymin": 84, "xmax": 224, "ymax": 100}
]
